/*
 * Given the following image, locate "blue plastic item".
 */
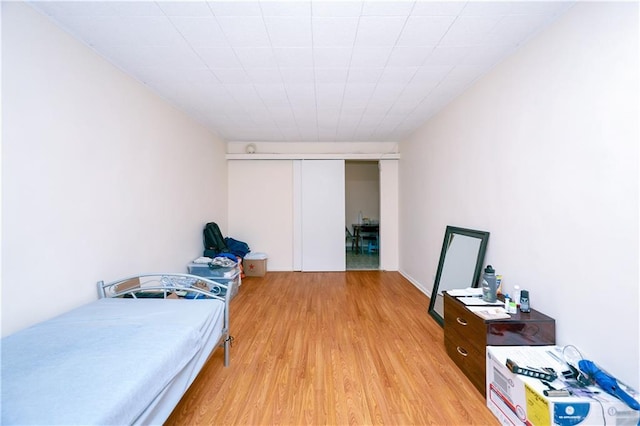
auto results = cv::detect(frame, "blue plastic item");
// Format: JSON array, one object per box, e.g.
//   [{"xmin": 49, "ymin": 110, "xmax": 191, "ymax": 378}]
[{"xmin": 578, "ymin": 359, "xmax": 640, "ymax": 410}]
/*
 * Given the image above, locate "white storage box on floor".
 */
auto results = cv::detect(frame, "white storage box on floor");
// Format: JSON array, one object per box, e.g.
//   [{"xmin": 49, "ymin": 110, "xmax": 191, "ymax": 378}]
[
  {"xmin": 244, "ymin": 252, "xmax": 267, "ymax": 277},
  {"xmin": 486, "ymin": 346, "xmax": 640, "ymax": 426}
]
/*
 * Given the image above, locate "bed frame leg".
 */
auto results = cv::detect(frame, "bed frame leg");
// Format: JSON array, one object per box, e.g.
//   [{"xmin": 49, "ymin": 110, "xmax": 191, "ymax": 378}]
[{"xmin": 224, "ymin": 335, "xmax": 231, "ymax": 367}]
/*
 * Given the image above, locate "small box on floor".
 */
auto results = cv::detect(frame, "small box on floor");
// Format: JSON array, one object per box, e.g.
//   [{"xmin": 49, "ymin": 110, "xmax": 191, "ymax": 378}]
[
  {"xmin": 486, "ymin": 346, "xmax": 640, "ymax": 426},
  {"xmin": 244, "ymin": 252, "xmax": 267, "ymax": 277}
]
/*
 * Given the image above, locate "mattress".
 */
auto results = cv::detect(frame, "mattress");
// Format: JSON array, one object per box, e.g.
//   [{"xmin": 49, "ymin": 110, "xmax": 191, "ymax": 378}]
[{"xmin": 1, "ymin": 297, "xmax": 225, "ymax": 425}]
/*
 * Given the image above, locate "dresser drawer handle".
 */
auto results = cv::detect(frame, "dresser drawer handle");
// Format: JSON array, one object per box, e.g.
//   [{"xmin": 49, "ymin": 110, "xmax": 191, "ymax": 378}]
[
  {"xmin": 456, "ymin": 317, "xmax": 468, "ymax": 326},
  {"xmin": 456, "ymin": 346, "xmax": 469, "ymax": 357}
]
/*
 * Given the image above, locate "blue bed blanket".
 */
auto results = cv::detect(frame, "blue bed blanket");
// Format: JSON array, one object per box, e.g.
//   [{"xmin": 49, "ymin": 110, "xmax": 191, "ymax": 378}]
[{"xmin": 1, "ymin": 297, "xmax": 225, "ymax": 425}]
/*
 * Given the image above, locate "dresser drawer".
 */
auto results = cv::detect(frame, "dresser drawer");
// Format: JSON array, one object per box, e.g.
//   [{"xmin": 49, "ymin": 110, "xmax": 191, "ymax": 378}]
[
  {"xmin": 444, "ymin": 297, "xmax": 486, "ymax": 345},
  {"xmin": 444, "ymin": 335, "xmax": 486, "ymax": 393}
]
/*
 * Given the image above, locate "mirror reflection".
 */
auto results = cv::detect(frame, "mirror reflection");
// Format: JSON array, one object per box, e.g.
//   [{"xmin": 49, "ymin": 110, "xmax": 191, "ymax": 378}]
[{"xmin": 428, "ymin": 226, "xmax": 490, "ymax": 326}]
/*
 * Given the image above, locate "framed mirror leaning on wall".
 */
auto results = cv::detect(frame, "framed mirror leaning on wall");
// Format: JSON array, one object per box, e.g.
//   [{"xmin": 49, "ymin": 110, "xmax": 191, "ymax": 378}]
[{"xmin": 428, "ymin": 226, "xmax": 490, "ymax": 326}]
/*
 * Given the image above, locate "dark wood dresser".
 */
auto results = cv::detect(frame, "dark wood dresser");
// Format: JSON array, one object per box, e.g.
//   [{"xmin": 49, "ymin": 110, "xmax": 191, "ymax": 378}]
[{"xmin": 443, "ymin": 292, "xmax": 556, "ymax": 396}]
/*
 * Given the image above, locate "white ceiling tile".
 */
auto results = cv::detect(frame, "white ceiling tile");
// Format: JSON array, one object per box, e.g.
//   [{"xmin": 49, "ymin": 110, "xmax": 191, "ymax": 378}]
[
  {"xmin": 340, "ymin": 106, "xmax": 366, "ymax": 117},
  {"xmin": 235, "ymin": 48, "xmax": 279, "ymax": 68},
  {"xmin": 178, "ymin": 68, "xmax": 222, "ymax": 86},
  {"xmin": 30, "ymin": 1, "xmax": 119, "ymax": 16},
  {"xmin": 483, "ymin": 15, "xmax": 551, "ymax": 46},
  {"xmin": 423, "ymin": 46, "xmax": 475, "ymax": 67},
  {"xmin": 369, "ymin": 83, "xmax": 406, "ymax": 102},
  {"xmin": 112, "ymin": 2, "xmax": 165, "ymax": 17},
  {"xmin": 439, "ymin": 15, "xmax": 502, "ymax": 46},
  {"xmin": 170, "ymin": 17, "xmax": 229, "ymax": 47},
  {"xmin": 318, "ymin": 130, "xmax": 339, "ymax": 140},
  {"xmin": 362, "ymin": 1, "xmax": 415, "ymax": 16},
  {"xmin": 289, "ymin": 95, "xmax": 316, "ymax": 110},
  {"xmin": 354, "ymin": 16, "xmax": 407, "ymax": 47},
  {"xmin": 411, "ymin": 1, "xmax": 466, "ymax": 16},
  {"xmin": 411, "ymin": 65, "xmax": 452, "ymax": 86},
  {"xmin": 346, "ymin": 68, "xmax": 384, "ymax": 84},
  {"xmin": 461, "ymin": 1, "xmax": 513, "ymax": 17},
  {"xmin": 397, "ymin": 16, "xmax": 456, "ymax": 46},
  {"xmin": 342, "ymin": 84, "xmax": 375, "ymax": 107},
  {"xmin": 317, "ymin": 108, "xmax": 340, "ymax": 123},
  {"xmin": 313, "ymin": 47, "xmax": 353, "ymax": 68},
  {"xmin": 157, "ymin": 2, "xmax": 214, "ymax": 17},
  {"xmin": 445, "ymin": 64, "xmax": 492, "ymax": 85},
  {"xmin": 265, "ymin": 16, "xmax": 312, "ymax": 47},
  {"xmin": 269, "ymin": 106, "xmax": 296, "ymax": 122},
  {"xmin": 225, "ymin": 85, "xmax": 264, "ymax": 105},
  {"xmin": 377, "ymin": 67, "xmax": 417, "ymax": 85},
  {"xmin": 342, "ymin": 96, "xmax": 372, "ymax": 109},
  {"xmin": 285, "ymin": 84, "xmax": 316, "ymax": 101},
  {"xmin": 261, "ymin": 0, "xmax": 311, "ymax": 16},
  {"xmin": 273, "ymin": 47, "xmax": 314, "ymax": 67},
  {"xmin": 216, "ymin": 16, "xmax": 270, "ymax": 47},
  {"xmin": 350, "ymin": 47, "xmax": 393, "ymax": 68},
  {"xmin": 387, "ymin": 101, "xmax": 420, "ymax": 115},
  {"xmin": 312, "ymin": 17, "xmax": 359, "ymax": 47},
  {"xmin": 311, "ymin": 1, "xmax": 363, "ymax": 17},
  {"xmin": 244, "ymin": 68, "xmax": 284, "ymax": 84},
  {"xmin": 207, "ymin": 1, "xmax": 262, "ymax": 16},
  {"xmin": 196, "ymin": 47, "xmax": 242, "ymax": 69},
  {"xmin": 508, "ymin": 2, "xmax": 574, "ymax": 16},
  {"xmin": 143, "ymin": 44, "xmax": 207, "ymax": 68},
  {"xmin": 123, "ymin": 16, "xmax": 185, "ymax": 46},
  {"xmin": 249, "ymin": 113, "xmax": 277, "ymax": 126},
  {"xmin": 395, "ymin": 86, "xmax": 429, "ymax": 104},
  {"xmin": 280, "ymin": 68, "xmax": 316, "ymax": 84},
  {"xmin": 461, "ymin": 45, "xmax": 512, "ymax": 67},
  {"xmin": 316, "ymin": 84, "xmax": 346, "ymax": 107},
  {"xmin": 213, "ymin": 68, "xmax": 252, "ymax": 84},
  {"xmin": 315, "ymin": 68, "xmax": 349, "ymax": 85},
  {"xmin": 57, "ymin": 16, "xmax": 134, "ymax": 47},
  {"xmin": 281, "ymin": 129, "xmax": 304, "ymax": 141},
  {"xmin": 386, "ymin": 46, "xmax": 433, "ymax": 67}
]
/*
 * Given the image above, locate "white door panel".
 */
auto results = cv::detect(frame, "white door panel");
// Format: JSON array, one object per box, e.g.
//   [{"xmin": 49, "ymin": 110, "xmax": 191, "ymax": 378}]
[{"xmin": 301, "ymin": 160, "xmax": 345, "ymax": 271}]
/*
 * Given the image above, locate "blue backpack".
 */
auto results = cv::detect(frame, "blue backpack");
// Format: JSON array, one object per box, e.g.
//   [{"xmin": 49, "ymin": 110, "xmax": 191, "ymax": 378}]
[{"xmin": 224, "ymin": 237, "xmax": 251, "ymax": 258}]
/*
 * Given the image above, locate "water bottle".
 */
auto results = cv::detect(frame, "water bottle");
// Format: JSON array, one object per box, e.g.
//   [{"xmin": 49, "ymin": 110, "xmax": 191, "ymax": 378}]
[{"xmin": 482, "ymin": 265, "xmax": 497, "ymax": 303}]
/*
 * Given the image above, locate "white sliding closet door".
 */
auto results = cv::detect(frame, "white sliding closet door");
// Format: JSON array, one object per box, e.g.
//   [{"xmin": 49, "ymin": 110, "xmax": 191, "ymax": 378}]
[{"xmin": 300, "ymin": 160, "xmax": 345, "ymax": 271}]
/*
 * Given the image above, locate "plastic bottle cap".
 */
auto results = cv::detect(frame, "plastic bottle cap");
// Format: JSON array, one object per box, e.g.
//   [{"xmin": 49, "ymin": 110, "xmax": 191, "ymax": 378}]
[{"xmin": 485, "ymin": 265, "xmax": 495, "ymax": 273}]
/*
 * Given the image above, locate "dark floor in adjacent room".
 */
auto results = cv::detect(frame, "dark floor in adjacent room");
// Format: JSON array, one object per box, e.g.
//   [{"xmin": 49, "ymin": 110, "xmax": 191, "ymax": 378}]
[{"xmin": 346, "ymin": 250, "xmax": 379, "ymax": 270}]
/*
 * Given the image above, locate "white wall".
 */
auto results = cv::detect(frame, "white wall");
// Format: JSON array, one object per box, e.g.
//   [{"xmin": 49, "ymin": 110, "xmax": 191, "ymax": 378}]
[
  {"xmin": 379, "ymin": 160, "xmax": 399, "ymax": 271},
  {"xmin": 227, "ymin": 160, "xmax": 294, "ymax": 271},
  {"xmin": 1, "ymin": 3, "xmax": 227, "ymax": 336},
  {"xmin": 399, "ymin": 2, "xmax": 639, "ymax": 388}
]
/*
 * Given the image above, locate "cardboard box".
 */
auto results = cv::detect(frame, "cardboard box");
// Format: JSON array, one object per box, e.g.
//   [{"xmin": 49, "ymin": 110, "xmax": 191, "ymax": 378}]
[
  {"xmin": 244, "ymin": 253, "xmax": 267, "ymax": 277},
  {"xmin": 486, "ymin": 346, "xmax": 640, "ymax": 426}
]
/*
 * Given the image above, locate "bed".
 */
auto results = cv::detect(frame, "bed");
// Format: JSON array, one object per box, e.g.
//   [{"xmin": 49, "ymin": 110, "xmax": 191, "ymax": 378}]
[{"xmin": 1, "ymin": 273, "xmax": 233, "ymax": 425}]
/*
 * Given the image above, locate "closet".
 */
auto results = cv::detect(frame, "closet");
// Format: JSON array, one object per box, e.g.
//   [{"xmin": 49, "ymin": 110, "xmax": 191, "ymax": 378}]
[{"xmin": 227, "ymin": 158, "xmax": 398, "ymax": 272}]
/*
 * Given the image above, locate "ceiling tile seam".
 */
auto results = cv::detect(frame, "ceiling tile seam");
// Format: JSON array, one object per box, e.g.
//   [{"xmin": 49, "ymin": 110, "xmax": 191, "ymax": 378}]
[{"xmin": 350, "ymin": 3, "xmax": 419, "ymax": 140}]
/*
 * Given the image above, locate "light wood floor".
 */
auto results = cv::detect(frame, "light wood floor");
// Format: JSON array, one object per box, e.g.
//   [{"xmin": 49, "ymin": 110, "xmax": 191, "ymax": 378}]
[{"xmin": 166, "ymin": 271, "xmax": 499, "ymax": 425}]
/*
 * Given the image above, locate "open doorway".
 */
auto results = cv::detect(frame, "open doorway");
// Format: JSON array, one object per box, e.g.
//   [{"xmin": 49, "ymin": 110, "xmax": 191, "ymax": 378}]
[{"xmin": 345, "ymin": 160, "xmax": 380, "ymax": 270}]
